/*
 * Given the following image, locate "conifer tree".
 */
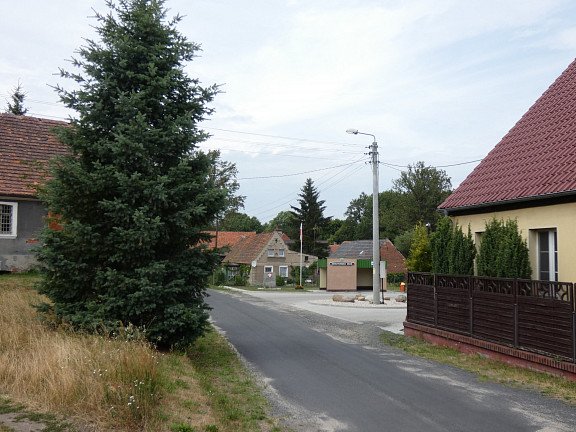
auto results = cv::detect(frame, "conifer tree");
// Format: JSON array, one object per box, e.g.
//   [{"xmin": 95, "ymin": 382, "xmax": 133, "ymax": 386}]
[
  {"xmin": 290, "ymin": 178, "xmax": 332, "ymax": 258},
  {"xmin": 448, "ymin": 223, "xmax": 475, "ymax": 275},
  {"xmin": 405, "ymin": 222, "xmax": 432, "ymax": 272},
  {"xmin": 5, "ymin": 82, "xmax": 28, "ymax": 115},
  {"xmin": 35, "ymin": 0, "xmax": 225, "ymax": 348},
  {"xmin": 430, "ymin": 216, "xmax": 452, "ymax": 274},
  {"xmin": 476, "ymin": 218, "xmax": 531, "ymax": 279}
]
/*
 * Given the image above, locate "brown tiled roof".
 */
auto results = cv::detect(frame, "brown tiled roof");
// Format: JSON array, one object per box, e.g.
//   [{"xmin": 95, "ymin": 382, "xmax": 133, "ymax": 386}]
[
  {"xmin": 203, "ymin": 231, "xmax": 256, "ymax": 250},
  {"xmin": 329, "ymin": 239, "xmax": 406, "ymax": 273},
  {"xmin": 439, "ymin": 58, "xmax": 576, "ymax": 211},
  {"xmin": 0, "ymin": 113, "xmax": 69, "ymax": 198},
  {"xmin": 223, "ymin": 232, "xmax": 274, "ymax": 264}
]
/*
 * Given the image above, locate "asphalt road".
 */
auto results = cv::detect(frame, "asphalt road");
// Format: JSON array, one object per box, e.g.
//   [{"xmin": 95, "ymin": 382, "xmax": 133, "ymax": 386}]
[{"xmin": 207, "ymin": 289, "xmax": 576, "ymax": 432}]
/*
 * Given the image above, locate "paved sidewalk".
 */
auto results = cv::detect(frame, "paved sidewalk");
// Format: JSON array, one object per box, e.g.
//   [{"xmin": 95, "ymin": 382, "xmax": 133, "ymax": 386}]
[{"xmin": 224, "ymin": 288, "xmax": 407, "ymax": 334}]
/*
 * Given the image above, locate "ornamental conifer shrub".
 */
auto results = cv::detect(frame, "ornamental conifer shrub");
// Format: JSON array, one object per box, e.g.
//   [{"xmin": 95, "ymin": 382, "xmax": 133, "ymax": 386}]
[
  {"xmin": 476, "ymin": 218, "xmax": 531, "ymax": 279},
  {"xmin": 35, "ymin": 0, "xmax": 225, "ymax": 348}
]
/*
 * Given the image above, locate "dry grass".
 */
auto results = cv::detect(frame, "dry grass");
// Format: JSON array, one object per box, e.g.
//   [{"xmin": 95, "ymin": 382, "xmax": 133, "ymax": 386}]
[{"xmin": 0, "ymin": 274, "xmax": 221, "ymax": 431}]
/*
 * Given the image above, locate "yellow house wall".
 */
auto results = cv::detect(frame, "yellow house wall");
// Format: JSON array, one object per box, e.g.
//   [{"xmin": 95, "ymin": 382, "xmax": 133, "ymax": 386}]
[
  {"xmin": 319, "ymin": 267, "xmax": 327, "ymax": 289},
  {"xmin": 357, "ymin": 269, "xmax": 372, "ymax": 287},
  {"xmin": 451, "ymin": 202, "xmax": 576, "ymax": 283}
]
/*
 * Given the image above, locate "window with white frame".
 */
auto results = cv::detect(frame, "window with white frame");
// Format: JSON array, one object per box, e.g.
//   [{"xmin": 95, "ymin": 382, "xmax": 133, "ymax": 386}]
[
  {"xmin": 278, "ymin": 248, "xmax": 285, "ymax": 257},
  {"xmin": 279, "ymin": 266, "xmax": 288, "ymax": 277},
  {"xmin": 264, "ymin": 266, "xmax": 273, "ymax": 273},
  {"xmin": 537, "ymin": 229, "xmax": 558, "ymax": 281},
  {"xmin": 0, "ymin": 202, "xmax": 17, "ymax": 238},
  {"xmin": 268, "ymin": 249, "xmax": 274, "ymax": 257}
]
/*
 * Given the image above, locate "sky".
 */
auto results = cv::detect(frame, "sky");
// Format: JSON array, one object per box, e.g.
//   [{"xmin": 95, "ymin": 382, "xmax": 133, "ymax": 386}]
[{"xmin": 2, "ymin": 0, "xmax": 576, "ymax": 223}]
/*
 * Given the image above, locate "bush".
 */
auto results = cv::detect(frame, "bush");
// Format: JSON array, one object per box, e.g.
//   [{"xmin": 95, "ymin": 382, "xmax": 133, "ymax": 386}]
[
  {"xmin": 387, "ymin": 273, "xmax": 405, "ymax": 283},
  {"xmin": 476, "ymin": 218, "xmax": 531, "ymax": 279},
  {"xmin": 275, "ymin": 275, "xmax": 285, "ymax": 287},
  {"xmin": 232, "ymin": 275, "xmax": 246, "ymax": 286},
  {"xmin": 431, "ymin": 217, "xmax": 475, "ymax": 275},
  {"xmin": 405, "ymin": 222, "xmax": 432, "ymax": 272},
  {"xmin": 214, "ymin": 270, "xmax": 226, "ymax": 285}
]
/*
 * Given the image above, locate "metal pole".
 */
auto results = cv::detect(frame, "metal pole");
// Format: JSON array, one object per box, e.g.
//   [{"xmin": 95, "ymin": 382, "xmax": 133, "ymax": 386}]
[
  {"xmin": 346, "ymin": 129, "xmax": 380, "ymax": 304},
  {"xmin": 299, "ymin": 221, "xmax": 303, "ymax": 287},
  {"xmin": 371, "ymin": 139, "xmax": 380, "ymax": 304}
]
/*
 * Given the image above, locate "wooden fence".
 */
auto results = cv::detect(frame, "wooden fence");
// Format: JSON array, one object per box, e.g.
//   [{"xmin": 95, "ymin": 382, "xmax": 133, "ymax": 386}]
[{"xmin": 406, "ymin": 272, "xmax": 576, "ymax": 362}]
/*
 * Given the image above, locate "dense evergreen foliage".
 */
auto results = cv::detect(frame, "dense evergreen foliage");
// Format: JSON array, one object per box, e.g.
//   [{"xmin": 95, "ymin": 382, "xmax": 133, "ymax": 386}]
[
  {"xmin": 449, "ymin": 223, "xmax": 476, "ymax": 275},
  {"xmin": 430, "ymin": 217, "xmax": 475, "ymax": 275},
  {"xmin": 290, "ymin": 178, "xmax": 332, "ymax": 258},
  {"xmin": 35, "ymin": 0, "xmax": 224, "ymax": 348},
  {"xmin": 476, "ymin": 218, "xmax": 531, "ymax": 279},
  {"xmin": 430, "ymin": 217, "xmax": 452, "ymax": 274}
]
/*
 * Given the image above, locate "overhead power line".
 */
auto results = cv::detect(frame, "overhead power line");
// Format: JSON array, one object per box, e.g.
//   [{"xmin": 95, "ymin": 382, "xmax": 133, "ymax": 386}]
[{"xmin": 238, "ymin": 160, "xmax": 364, "ymax": 180}]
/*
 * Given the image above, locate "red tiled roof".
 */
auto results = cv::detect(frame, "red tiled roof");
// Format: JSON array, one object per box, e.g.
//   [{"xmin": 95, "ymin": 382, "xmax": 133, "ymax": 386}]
[
  {"xmin": 203, "ymin": 231, "xmax": 256, "ymax": 250},
  {"xmin": 223, "ymin": 232, "xmax": 275, "ymax": 264},
  {"xmin": 0, "ymin": 113, "xmax": 69, "ymax": 198},
  {"xmin": 439, "ymin": 58, "xmax": 576, "ymax": 210}
]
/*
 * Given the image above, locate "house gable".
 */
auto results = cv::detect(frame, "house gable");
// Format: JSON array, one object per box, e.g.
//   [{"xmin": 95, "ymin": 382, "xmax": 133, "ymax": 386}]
[{"xmin": 440, "ymin": 58, "xmax": 576, "ymax": 213}]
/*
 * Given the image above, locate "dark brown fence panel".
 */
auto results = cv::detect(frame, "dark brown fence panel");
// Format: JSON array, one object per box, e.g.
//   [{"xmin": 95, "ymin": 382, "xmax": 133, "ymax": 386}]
[
  {"xmin": 406, "ymin": 272, "xmax": 576, "ymax": 362},
  {"xmin": 406, "ymin": 272, "xmax": 435, "ymax": 326},
  {"xmin": 472, "ymin": 292, "xmax": 515, "ymax": 346},
  {"xmin": 517, "ymin": 298, "xmax": 574, "ymax": 360},
  {"xmin": 406, "ymin": 284, "xmax": 435, "ymax": 326},
  {"xmin": 436, "ymin": 286, "xmax": 470, "ymax": 334}
]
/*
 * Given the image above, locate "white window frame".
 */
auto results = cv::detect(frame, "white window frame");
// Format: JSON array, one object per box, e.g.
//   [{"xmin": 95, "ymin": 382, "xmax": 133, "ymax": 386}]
[
  {"xmin": 279, "ymin": 266, "xmax": 288, "ymax": 277},
  {"xmin": 537, "ymin": 229, "xmax": 558, "ymax": 281},
  {"xmin": 268, "ymin": 249, "xmax": 274, "ymax": 257},
  {"xmin": 264, "ymin": 265, "xmax": 273, "ymax": 273},
  {"xmin": 0, "ymin": 202, "xmax": 18, "ymax": 239},
  {"xmin": 278, "ymin": 248, "xmax": 285, "ymax": 257}
]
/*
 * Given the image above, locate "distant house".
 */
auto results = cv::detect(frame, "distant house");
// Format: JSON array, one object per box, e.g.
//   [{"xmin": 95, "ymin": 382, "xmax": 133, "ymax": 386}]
[
  {"xmin": 203, "ymin": 230, "xmax": 256, "ymax": 259},
  {"xmin": 0, "ymin": 114, "xmax": 68, "ymax": 272},
  {"xmin": 318, "ymin": 239, "xmax": 406, "ymax": 291},
  {"xmin": 223, "ymin": 229, "xmax": 318, "ymax": 286},
  {"xmin": 438, "ymin": 58, "xmax": 576, "ymax": 283}
]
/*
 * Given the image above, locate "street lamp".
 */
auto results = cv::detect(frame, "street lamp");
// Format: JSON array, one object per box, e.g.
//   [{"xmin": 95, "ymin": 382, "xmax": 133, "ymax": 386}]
[{"xmin": 347, "ymin": 128, "xmax": 381, "ymax": 304}]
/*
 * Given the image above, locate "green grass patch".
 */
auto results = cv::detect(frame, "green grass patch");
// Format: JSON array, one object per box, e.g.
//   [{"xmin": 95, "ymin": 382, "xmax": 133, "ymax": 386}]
[
  {"xmin": 380, "ymin": 332, "xmax": 576, "ymax": 405},
  {"xmin": 0, "ymin": 398, "xmax": 78, "ymax": 432},
  {"xmin": 187, "ymin": 329, "xmax": 280, "ymax": 431}
]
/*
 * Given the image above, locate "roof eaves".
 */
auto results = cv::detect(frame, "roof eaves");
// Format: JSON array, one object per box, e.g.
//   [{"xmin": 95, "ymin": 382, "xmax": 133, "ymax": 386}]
[{"xmin": 442, "ymin": 189, "xmax": 576, "ymax": 214}]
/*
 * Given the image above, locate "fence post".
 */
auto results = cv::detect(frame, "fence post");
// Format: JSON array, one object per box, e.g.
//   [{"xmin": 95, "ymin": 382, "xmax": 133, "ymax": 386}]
[
  {"xmin": 469, "ymin": 275, "xmax": 474, "ymax": 337},
  {"xmin": 513, "ymin": 279, "xmax": 519, "ymax": 348},
  {"xmin": 572, "ymin": 284, "xmax": 576, "ymax": 363},
  {"xmin": 433, "ymin": 273, "xmax": 438, "ymax": 328}
]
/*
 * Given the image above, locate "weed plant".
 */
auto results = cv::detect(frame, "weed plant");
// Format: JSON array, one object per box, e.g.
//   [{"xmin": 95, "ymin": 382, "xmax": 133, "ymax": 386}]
[{"xmin": 0, "ymin": 274, "xmax": 165, "ymax": 430}]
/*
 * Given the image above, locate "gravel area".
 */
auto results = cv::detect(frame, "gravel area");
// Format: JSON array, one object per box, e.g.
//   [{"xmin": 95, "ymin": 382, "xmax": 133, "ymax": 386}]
[{"xmin": 309, "ymin": 299, "xmax": 407, "ymax": 309}]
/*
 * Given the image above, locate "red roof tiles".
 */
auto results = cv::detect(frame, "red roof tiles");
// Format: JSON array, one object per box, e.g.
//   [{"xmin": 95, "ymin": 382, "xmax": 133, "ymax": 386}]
[
  {"xmin": 439, "ymin": 58, "xmax": 576, "ymax": 210},
  {"xmin": 223, "ymin": 232, "xmax": 275, "ymax": 264},
  {"xmin": 0, "ymin": 114, "xmax": 68, "ymax": 198},
  {"xmin": 203, "ymin": 231, "xmax": 256, "ymax": 250}
]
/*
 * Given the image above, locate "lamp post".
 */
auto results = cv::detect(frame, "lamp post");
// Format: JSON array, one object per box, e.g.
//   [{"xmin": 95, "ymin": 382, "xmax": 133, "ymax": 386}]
[{"xmin": 346, "ymin": 128, "xmax": 380, "ymax": 304}]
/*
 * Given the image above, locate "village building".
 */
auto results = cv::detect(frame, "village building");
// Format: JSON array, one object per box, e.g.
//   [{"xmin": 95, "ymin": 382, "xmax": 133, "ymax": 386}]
[{"xmin": 439, "ymin": 58, "xmax": 576, "ymax": 283}]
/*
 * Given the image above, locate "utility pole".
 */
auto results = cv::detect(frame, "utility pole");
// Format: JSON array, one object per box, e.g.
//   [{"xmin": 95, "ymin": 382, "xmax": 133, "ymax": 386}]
[{"xmin": 347, "ymin": 129, "xmax": 380, "ymax": 304}]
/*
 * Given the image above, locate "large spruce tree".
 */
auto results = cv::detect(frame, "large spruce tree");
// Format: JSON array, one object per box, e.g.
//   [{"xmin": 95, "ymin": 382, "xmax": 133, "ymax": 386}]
[
  {"xmin": 35, "ymin": 0, "xmax": 225, "ymax": 348},
  {"xmin": 290, "ymin": 178, "xmax": 332, "ymax": 257}
]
